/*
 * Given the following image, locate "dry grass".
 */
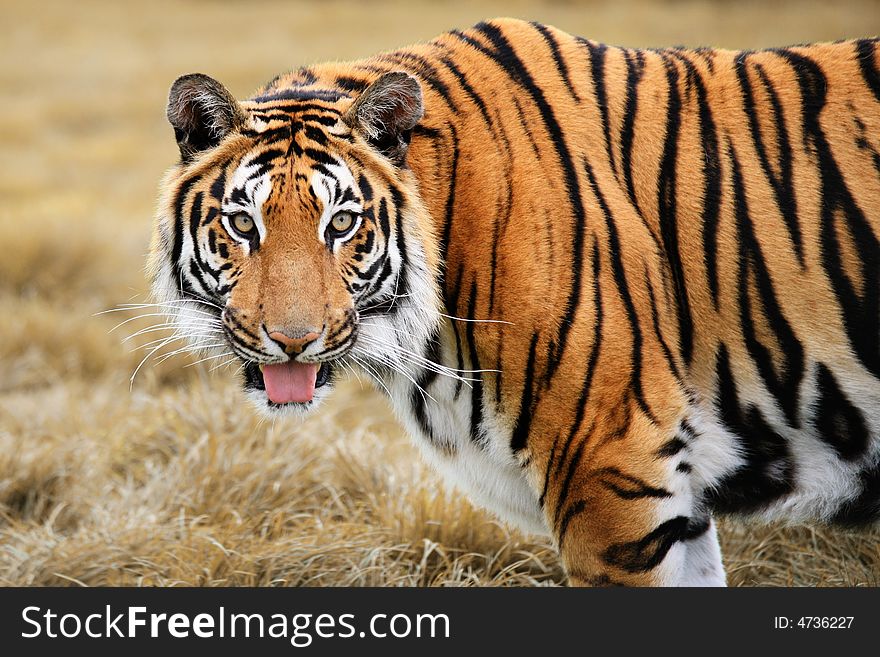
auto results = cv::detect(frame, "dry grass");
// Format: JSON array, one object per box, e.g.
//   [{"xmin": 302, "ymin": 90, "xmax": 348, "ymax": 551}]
[{"xmin": 1, "ymin": 0, "xmax": 878, "ymax": 587}]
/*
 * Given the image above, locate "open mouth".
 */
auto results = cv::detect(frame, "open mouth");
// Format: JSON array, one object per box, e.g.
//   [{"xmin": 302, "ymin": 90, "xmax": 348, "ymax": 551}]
[{"xmin": 243, "ymin": 359, "xmax": 333, "ymax": 406}]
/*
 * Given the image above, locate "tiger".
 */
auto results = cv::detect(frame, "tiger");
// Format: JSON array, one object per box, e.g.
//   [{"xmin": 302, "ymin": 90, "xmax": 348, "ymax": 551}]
[{"xmin": 148, "ymin": 18, "xmax": 880, "ymax": 586}]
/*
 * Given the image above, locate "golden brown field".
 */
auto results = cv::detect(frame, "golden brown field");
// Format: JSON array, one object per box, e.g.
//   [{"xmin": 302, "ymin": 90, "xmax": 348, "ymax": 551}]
[{"xmin": 2, "ymin": 0, "xmax": 879, "ymax": 586}]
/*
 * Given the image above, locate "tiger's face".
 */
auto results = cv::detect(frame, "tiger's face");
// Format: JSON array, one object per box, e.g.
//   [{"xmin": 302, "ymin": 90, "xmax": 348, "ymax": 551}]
[{"xmin": 149, "ymin": 72, "xmax": 441, "ymax": 417}]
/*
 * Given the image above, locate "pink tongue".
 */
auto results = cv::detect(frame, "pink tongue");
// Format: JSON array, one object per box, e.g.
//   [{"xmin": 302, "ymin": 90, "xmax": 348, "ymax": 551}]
[{"xmin": 262, "ymin": 362, "xmax": 319, "ymax": 404}]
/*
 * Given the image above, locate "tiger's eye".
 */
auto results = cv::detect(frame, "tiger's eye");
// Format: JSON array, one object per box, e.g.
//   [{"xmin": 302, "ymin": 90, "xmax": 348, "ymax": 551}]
[
  {"xmin": 232, "ymin": 213, "xmax": 255, "ymax": 236},
  {"xmin": 330, "ymin": 211, "xmax": 355, "ymax": 235}
]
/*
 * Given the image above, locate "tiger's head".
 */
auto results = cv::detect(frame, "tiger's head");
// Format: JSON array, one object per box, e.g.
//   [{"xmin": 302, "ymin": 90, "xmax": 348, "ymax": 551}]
[{"xmin": 148, "ymin": 71, "xmax": 441, "ymax": 417}]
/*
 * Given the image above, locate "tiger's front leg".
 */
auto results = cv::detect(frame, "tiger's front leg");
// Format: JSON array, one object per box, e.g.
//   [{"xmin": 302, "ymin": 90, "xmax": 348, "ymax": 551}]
[{"xmin": 535, "ymin": 400, "xmax": 726, "ymax": 587}]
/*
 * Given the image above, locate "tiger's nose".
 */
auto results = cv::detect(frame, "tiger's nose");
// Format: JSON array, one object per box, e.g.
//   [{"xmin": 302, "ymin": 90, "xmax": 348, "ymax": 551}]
[{"xmin": 267, "ymin": 329, "xmax": 321, "ymax": 355}]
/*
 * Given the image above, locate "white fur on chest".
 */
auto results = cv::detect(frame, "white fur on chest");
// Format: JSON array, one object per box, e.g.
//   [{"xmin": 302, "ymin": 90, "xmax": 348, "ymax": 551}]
[{"xmin": 386, "ymin": 363, "xmax": 549, "ymax": 536}]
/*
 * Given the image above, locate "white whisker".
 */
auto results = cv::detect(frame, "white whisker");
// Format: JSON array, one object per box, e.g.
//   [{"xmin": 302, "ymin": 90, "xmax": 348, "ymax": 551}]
[
  {"xmin": 438, "ymin": 310, "xmax": 512, "ymax": 325},
  {"xmin": 358, "ymin": 322, "xmax": 501, "ymax": 375},
  {"xmin": 357, "ymin": 290, "xmax": 412, "ymax": 314},
  {"xmin": 122, "ymin": 323, "xmax": 222, "ymax": 342},
  {"xmin": 153, "ymin": 341, "xmax": 227, "ymax": 365},
  {"xmin": 97, "ymin": 301, "xmax": 220, "ymax": 320},
  {"xmin": 132, "ymin": 333, "xmax": 221, "ymax": 351},
  {"xmin": 129, "ymin": 337, "xmax": 177, "ymax": 389},
  {"xmin": 185, "ymin": 351, "xmax": 235, "ymax": 368},
  {"xmin": 210, "ymin": 355, "xmax": 241, "ymax": 372},
  {"xmin": 354, "ymin": 348, "xmax": 439, "ymax": 404},
  {"xmin": 109, "ymin": 312, "xmax": 180, "ymax": 333},
  {"xmin": 350, "ymin": 354, "xmax": 393, "ymax": 399},
  {"xmin": 175, "ymin": 291, "xmax": 225, "ymax": 311},
  {"xmin": 356, "ymin": 334, "xmax": 484, "ymax": 384}
]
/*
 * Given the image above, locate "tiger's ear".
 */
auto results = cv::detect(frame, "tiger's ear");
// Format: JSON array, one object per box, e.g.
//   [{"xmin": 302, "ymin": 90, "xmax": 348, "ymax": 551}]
[
  {"xmin": 343, "ymin": 71, "xmax": 423, "ymax": 166},
  {"xmin": 167, "ymin": 73, "xmax": 244, "ymax": 162}
]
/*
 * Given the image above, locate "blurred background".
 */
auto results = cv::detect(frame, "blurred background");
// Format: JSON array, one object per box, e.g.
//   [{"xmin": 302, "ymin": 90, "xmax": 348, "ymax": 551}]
[{"xmin": 2, "ymin": 0, "xmax": 879, "ymax": 586}]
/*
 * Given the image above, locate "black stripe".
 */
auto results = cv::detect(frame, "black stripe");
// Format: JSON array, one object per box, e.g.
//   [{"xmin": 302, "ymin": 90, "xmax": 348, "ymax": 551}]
[
  {"xmin": 447, "ymin": 262, "xmax": 466, "ymax": 400},
  {"xmin": 510, "ymin": 95, "xmax": 541, "ymax": 158},
  {"xmin": 355, "ymin": 254, "xmax": 385, "ymax": 284},
  {"xmin": 454, "ymin": 22, "xmax": 587, "ymax": 379},
  {"xmin": 854, "ymin": 114, "xmax": 880, "ymax": 176},
  {"xmin": 201, "ymin": 206, "xmax": 217, "ymax": 227},
  {"xmin": 412, "ymin": 124, "xmax": 442, "ymax": 140},
  {"xmin": 303, "ymin": 147, "xmax": 338, "ymax": 166},
  {"xmin": 532, "ymin": 22, "xmax": 578, "ymax": 101},
  {"xmin": 813, "ymin": 363, "xmax": 869, "ymax": 461},
  {"xmin": 244, "ymin": 148, "xmax": 285, "ymax": 174},
  {"xmin": 545, "ymin": 238, "xmax": 604, "ymax": 509},
  {"xmin": 240, "ymin": 126, "xmax": 290, "ymax": 142},
  {"xmin": 353, "ymin": 228, "xmax": 375, "ymax": 256},
  {"xmin": 187, "ymin": 191, "xmax": 222, "ymax": 288},
  {"xmin": 171, "ymin": 175, "xmax": 199, "ymax": 292},
  {"xmin": 251, "ymin": 88, "xmax": 347, "ymax": 103},
  {"xmin": 595, "ymin": 467, "xmax": 672, "ymax": 500},
  {"xmin": 188, "ymin": 191, "xmax": 204, "ymax": 254},
  {"xmin": 657, "ymin": 55, "xmax": 695, "ymax": 367},
  {"xmin": 644, "ymin": 268, "xmax": 682, "ymax": 382},
  {"xmin": 778, "ymin": 50, "xmax": 880, "ymax": 379},
  {"xmin": 335, "ymin": 75, "xmax": 368, "ymax": 92},
  {"xmin": 361, "ymin": 199, "xmax": 393, "ymax": 302},
  {"xmin": 679, "ymin": 419, "xmax": 698, "ymax": 439},
  {"xmin": 703, "ymin": 344, "xmax": 796, "ymax": 514},
  {"xmin": 380, "ymin": 51, "xmax": 458, "ymax": 114},
  {"xmin": 730, "ymin": 141, "xmax": 805, "ymax": 428},
  {"xmin": 557, "ymin": 499, "xmax": 587, "ymax": 549},
  {"xmin": 223, "ymin": 310, "xmax": 263, "ymax": 345},
  {"xmin": 602, "ymin": 516, "xmax": 690, "ymax": 573},
  {"xmin": 620, "ymin": 50, "xmax": 645, "ymax": 207},
  {"xmin": 303, "ymin": 124, "xmax": 330, "ymax": 145},
  {"xmin": 538, "ymin": 439, "xmax": 560, "ymax": 509},
  {"xmin": 656, "ymin": 437, "xmax": 687, "ymax": 458},
  {"xmin": 357, "ymin": 173, "xmax": 374, "ymax": 202},
  {"xmin": 246, "ymin": 102, "xmax": 343, "ymax": 119},
  {"xmin": 411, "ymin": 331, "xmax": 442, "ymax": 445},
  {"xmin": 454, "ymin": 280, "xmax": 483, "ymax": 442},
  {"xmin": 488, "ymin": 125, "xmax": 515, "ymax": 315},
  {"xmin": 581, "ymin": 39, "xmax": 613, "ymax": 170},
  {"xmin": 856, "ymin": 39, "xmax": 880, "ymax": 103},
  {"xmin": 577, "ymin": 573, "xmax": 627, "ymax": 587},
  {"xmin": 683, "ymin": 516, "xmax": 711, "ymax": 541},
  {"xmin": 510, "ymin": 333, "xmax": 540, "ymax": 452},
  {"xmin": 299, "ymin": 113, "xmax": 340, "ymax": 127},
  {"xmin": 465, "ymin": 280, "xmax": 485, "ymax": 444},
  {"xmin": 187, "ymin": 259, "xmax": 214, "ymax": 298},
  {"xmin": 584, "ymin": 158, "xmax": 657, "ymax": 424},
  {"xmin": 439, "ymin": 126, "xmax": 460, "ymax": 269},
  {"xmin": 735, "ymin": 54, "xmax": 804, "ymax": 264},
  {"xmin": 552, "ymin": 433, "xmax": 590, "ymax": 529},
  {"xmin": 390, "ymin": 187, "xmax": 410, "ymax": 306},
  {"xmin": 437, "ymin": 56, "xmax": 494, "ymax": 128},
  {"xmin": 691, "ymin": 47, "xmax": 716, "ymax": 72},
  {"xmin": 209, "ymin": 168, "xmax": 226, "ymax": 204},
  {"xmin": 293, "ymin": 67, "xmax": 316, "ymax": 85},
  {"xmin": 690, "ymin": 64, "xmax": 723, "ymax": 309}
]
